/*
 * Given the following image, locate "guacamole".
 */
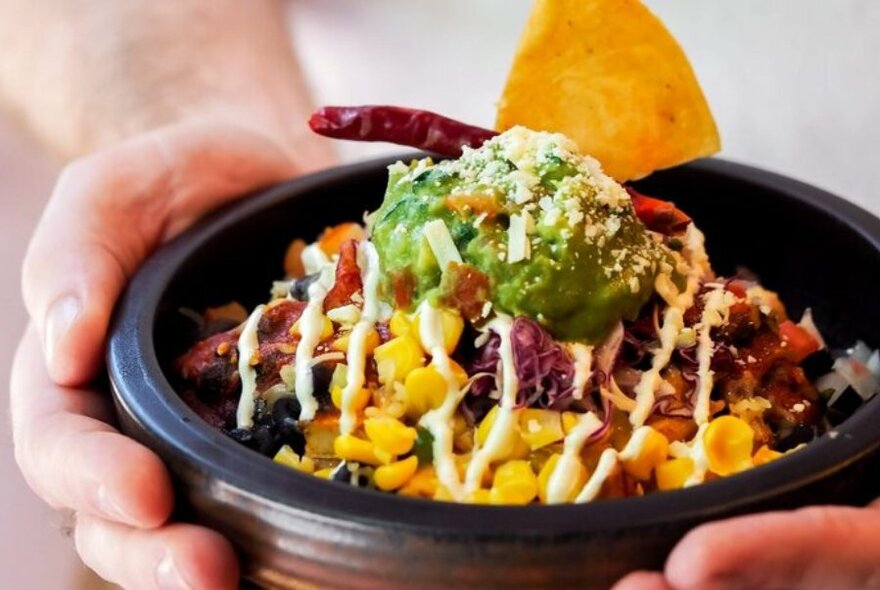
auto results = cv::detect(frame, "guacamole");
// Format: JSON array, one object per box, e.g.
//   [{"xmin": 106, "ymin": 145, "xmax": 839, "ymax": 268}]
[{"xmin": 369, "ymin": 127, "xmax": 671, "ymax": 342}]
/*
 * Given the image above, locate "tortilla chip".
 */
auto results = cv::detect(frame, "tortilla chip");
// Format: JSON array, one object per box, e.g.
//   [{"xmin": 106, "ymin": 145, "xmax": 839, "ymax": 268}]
[{"xmin": 496, "ymin": 0, "xmax": 720, "ymax": 181}]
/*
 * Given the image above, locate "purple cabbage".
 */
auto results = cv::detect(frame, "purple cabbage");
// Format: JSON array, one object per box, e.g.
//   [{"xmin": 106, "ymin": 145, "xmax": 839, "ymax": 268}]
[{"xmin": 465, "ymin": 317, "xmax": 576, "ymax": 413}]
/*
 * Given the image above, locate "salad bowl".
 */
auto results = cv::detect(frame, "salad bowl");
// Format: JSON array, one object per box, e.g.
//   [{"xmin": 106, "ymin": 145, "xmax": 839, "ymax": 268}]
[{"xmin": 108, "ymin": 155, "xmax": 880, "ymax": 589}]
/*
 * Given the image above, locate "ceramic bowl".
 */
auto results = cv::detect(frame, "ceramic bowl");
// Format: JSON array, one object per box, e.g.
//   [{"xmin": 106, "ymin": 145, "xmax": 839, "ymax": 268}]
[{"xmin": 108, "ymin": 156, "xmax": 880, "ymax": 589}]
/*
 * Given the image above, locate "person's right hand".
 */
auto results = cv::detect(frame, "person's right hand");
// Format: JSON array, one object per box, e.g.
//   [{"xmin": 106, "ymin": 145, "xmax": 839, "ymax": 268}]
[{"xmin": 12, "ymin": 120, "xmax": 332, "ymax": 589}]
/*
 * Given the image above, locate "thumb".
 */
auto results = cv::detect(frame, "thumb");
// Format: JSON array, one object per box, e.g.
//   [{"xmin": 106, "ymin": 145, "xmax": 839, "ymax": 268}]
[
  {"xmin": 665, "ymin": 502, "xmax": 880, "ymax": 590},
  {"xmin": 22, "ymin": 121, "xmax": 298, "ymax": 386}
]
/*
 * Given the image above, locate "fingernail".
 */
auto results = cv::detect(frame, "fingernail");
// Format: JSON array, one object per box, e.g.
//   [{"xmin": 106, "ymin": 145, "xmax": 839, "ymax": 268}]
[
  {"xmin": 96, "ymin": 484, "xmax": 136, "ymax": 525},
  {"xmin": 156, "ymin": 552, "xmax": 194, "ymax": 590},
  {"xmin": 44, "ymin": 295, "xmax": 81, "ymax": 368}
]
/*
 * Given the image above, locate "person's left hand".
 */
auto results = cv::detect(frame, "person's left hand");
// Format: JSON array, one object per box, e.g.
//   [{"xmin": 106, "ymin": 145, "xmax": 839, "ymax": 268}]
[{"xmin": 613, "ymin": 502, "xmax": 880, "ymax": 590}]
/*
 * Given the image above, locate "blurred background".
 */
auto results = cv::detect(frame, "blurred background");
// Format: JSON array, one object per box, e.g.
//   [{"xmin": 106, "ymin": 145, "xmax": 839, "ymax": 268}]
[{"xmin": 1, "ymin": 1, "xmax": 877, "ymax": 587}]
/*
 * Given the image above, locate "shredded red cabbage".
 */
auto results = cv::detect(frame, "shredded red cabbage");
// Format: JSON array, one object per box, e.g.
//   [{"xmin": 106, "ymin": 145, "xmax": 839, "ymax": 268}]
[{"xmin": 465, "ymin": 317, "xmax": 576, "ymax": 412}]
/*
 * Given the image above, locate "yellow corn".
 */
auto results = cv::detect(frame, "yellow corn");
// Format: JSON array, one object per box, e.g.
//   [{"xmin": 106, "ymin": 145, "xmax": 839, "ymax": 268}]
[
  {"xmin": 621, "ymin": 428, "xmax": 670, "ymax": 481},
  {"xmin": 397, "ymin": 466, "xmax": 438, "ymax": 498},
  {"xmin": 519, "ymin": 409, "xmax": 564, "ymax": 450},
  {"xmin": 490, "ymin": 460, "xmax": 538, "ymax": 505},
  {"xmin": 290, "ymin": 316, "xmax": 333, "ymax": 340},
  {"xmin": 373, "ymin": 335, "xmax": 425, "ymax": 384},
  {"xmin": 374, "ymin": 456, "xmax": 419, "ymax": 491},
  {"xmin": 704, "ymin": 415, "xmax": 755, "ymax": 476},
  {"xmin": 655, "ymin": 457, "xmax": 695, "ymax": 491},
  {"xmin": 752, "ymin": 444, "xmax": 783, "ymax": 467},
  {"xmin": 447, "ymin": 359, "xmax": 469, "ymax": 386},
  {"xmin": 404, "ymin": 365, "xmax": 448, "ymax": 418},
  {"xmin": 561, "ymin": 412, "xmax": 581, "ymax": 434},
  {"xmin": 365, "ymin": 416, "xmax": 418, "ymax": 455},
  {"xmin": 434, "ymin": 485, "xmax": 454, "ymax": 502},
  {"xmin": 331, "ymin": 384, "xmax": 371, "ymax": 412},
  {"xmin": 273, "ymin": 445, "xmax": 315, "ymax": 473},
  {"xmin": 465, "ymin": 489, "xmax": 492, "ymax": 505},
  {"xmin": 331, "ymin": 328, "xmax": 380, "ymax": 354},
  {"xmin": 475, "ymin": 406, "xmax": 524, "ymax": 461},
  {"xmin": 411, "ymin": 306, "xmax": 465, "ymax": 354},
  {"xmin": 389, "ymin": 310, "xmax": 413, "ymax": 337},
  {"xmin": 536, "ymin": 453, "xmax": 586, "ymax": 503},
  {"xmin": 333, "ymin": 434, "xmax": 391, "ymax": 466},
  {"xmin": 314, "ymin": 467, "xmax": 335, "ymax": 479}
]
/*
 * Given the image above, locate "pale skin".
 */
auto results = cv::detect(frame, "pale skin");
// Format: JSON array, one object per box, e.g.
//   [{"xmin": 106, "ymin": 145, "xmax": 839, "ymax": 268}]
[{"xmin": 2, "ymin": 1, "xmax": 878, "ymax": 589}]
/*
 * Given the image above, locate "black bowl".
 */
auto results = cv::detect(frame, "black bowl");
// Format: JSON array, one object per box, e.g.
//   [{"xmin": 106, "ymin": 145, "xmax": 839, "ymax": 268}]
[{"xmin": 108, "ymin": 155, "xmax": 880, "ymax": 589}]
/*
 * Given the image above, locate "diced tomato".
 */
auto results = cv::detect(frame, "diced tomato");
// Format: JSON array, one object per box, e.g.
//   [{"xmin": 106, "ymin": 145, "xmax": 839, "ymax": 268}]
[
  {"xmin": 323, "ymin": 240, "xmax": 363, "ymax": 310},
  {"xmin": 778, "ymin": 320, "xmax": 821, "ymax": 364}
]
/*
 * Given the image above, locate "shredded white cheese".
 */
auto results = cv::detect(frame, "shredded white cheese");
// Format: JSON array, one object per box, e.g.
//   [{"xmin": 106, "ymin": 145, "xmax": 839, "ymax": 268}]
[{"xmin": 423, "ymin": 219, "xmax": 462, "ymax": 271}]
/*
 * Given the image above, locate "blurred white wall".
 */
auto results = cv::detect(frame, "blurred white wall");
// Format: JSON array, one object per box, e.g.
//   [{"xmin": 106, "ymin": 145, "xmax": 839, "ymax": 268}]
[{"xmin": 289, "ymin": 0, "xmax": 880, "ymax": 214}]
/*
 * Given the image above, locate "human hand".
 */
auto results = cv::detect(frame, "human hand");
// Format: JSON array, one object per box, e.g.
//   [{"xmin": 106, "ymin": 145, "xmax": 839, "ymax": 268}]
[
  {"xmin": 12, "ymin": 121, "xmax": 331, "ymax": 588},
  {"xmin": 613, "ymin": 502, "xmax": 880, "ymax": 590}
]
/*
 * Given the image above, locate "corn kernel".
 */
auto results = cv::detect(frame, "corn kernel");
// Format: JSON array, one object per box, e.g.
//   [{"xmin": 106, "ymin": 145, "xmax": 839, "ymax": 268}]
[
  {"xmin": 374, "ymin": 456, "xmax": 419, "ymax": 491},
  {"xmin": 404, "ymin": 365, "xmax": 448, "ymax": 418},
  {"xmin": 655, "ymin": 457, "xmax": 695, "ymax": 491},
  {"xmin": 411, "ymin": 307, "xmax": 465, "ymax": 354},
  {"xmin": 314, "ymin": 467, "xmax": 335, "ymax": 479},
  {"xmin": 333, "ymin": 434, "xmax": 391, "ymax": 466},
  {"xmin": 331, "ymin": 328, "xmax": 380, "ymax": 354},
  {"xmin": 475, "ymin": 406, "xmax": 524, "ymax": 461},
  {"xmin": 434, "ymin": 485, "xmax": 454, "ymax": 502},
  {"xmin": 373, "ymin": 336, "xmax": 425, "ymax": 384},
  {"xmin": 752, "ymin": 444, "xmax": 783, "ymax": 467},
  {"xmin": 489, "ymin": 460, "xmax": 538, "ymax": 505},
  {"xmin": 465, "ymin": 489, "xmax": 492, "ymax": 504},
  {"xmin": 621, "ymin": 428, "xmax": 669, "ymax": 481},
  {"xmin": 273, "ymin": 445, "xmax": 315, "ymax": 473},
  {"xmin": 389, "ymin": 310, "xmax": 413, "ymax": 337},
  {"xmin": 704, "ymin": 415, "xmax": 755, "ymax": 476},
  {"xmin": 447, "ymin": 359, "xmax": 469, "ymax": 386},
  {"xmin": 519, "ymin": 409, "xmax": 564, "ymax": 450},
  {"xmin": 398, "ymin": 466, "xmax": 438, "ymax": 498},
  {"xmin": 536, "ymin": 453, "xmax": 586, "ymax": 503},
  {"xmin": 331, "ymin": 385, "xmax": 371, "ymax": 412},
  {"xmin": 365, "ymin": 416, "xmax": 418, "ymax": 455},
  {"xmin": 290, "ymin": 316, "xmax": 333, "ymax": 340},
  {"xmin": 561, "ymin": 412, "xmax": 581, "ymax": 434}
]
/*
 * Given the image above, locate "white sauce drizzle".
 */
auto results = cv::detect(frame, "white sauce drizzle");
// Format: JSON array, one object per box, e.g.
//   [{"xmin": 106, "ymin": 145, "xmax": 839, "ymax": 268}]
[
  {"xmin": 629, "ymin": 273, "xmax": 699, "ymax": 427},
  {"xmin": 693, "ymin": 288, "xmax": 736, "ymax": 424},
  {"xmin": 569, "ymin": 343, "xmax": 594, "ymax": 400},
  {"xmin": 569, "ymin": 425, "xmax": 659, "ymax": 504},
  {"xmin": 417, "ymin": 301, "xmax": 470, "ymax": 500},
  {"xmin": 339, "ymin": 241, "xmax": 382, "ymax": 435},
  {"xmin": 546, "ymin": 412, "xmax": 602, "ymax": 503},
  {"xmin": 669, "ymin": 423, "xmax": 711, "ymax": 486},
  {"xmin": 301, "ymin": 243, "xmax": 330, "ymax": 275},
  {"xmin": 464, "ymin": 315, "xmax": 519, "ymax": 493},
  {"xmin": 235, "ymin": 304, "xmax": 265, "ymax": 429},
  {"xmin": 293, "ymin": 263, "xmax": 336, "ymax": 421}
]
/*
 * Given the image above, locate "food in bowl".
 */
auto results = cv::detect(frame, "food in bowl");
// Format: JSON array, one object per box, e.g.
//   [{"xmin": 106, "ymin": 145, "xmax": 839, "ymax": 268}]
[{"xmin": 172, "ymin": 126, "xmax": 878, "ymax": 505}]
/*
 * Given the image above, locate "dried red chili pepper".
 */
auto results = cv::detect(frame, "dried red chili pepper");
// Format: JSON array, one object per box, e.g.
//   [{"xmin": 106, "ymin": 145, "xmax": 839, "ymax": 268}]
[
  {"xmin": 625, "ymin": 186, "xmax": 692, "ymax": 235},
  {"xmin": 308, "ymin": 105, "xmax": 497, "ymax": 157}
]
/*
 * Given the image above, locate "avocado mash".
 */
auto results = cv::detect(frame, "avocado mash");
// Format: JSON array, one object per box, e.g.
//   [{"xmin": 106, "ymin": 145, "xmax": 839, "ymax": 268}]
[{"xmin": 369, "ymin": 126, "xmax": 670, "ymax": 342}]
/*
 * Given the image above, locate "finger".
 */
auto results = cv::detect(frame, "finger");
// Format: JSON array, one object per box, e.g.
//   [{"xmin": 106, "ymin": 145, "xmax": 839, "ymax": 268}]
[
  {"xmin": 22, "ymin": 121, "xmax": 297, "ymax": 385},
  {"xmin": 11, "ymin": 326, "xmax": 173, "ymax": 528},
  {"xmin": 666, "ymin": 505, "xmax": 880, "ymax": 590},
  {"xmin": 75, "ymin": 514, "xmax": 239, "ymax": 590},
  {"xmin": 612, "ymin": 571, "xmax": 674, "ymax": 590}
]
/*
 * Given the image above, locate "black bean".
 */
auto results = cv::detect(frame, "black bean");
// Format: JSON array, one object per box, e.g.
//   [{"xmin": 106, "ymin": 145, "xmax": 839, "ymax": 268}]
[
  {"xmin": 331, "ymin": 462, "xmax": 355, "ymax": 484},
  {"xmin": 801, "ymin": 349, "xmax": 834, "ymax": 381},
  {"xmin": 289, "ymin": 273, "xmax": 321, "ymax": 301}
]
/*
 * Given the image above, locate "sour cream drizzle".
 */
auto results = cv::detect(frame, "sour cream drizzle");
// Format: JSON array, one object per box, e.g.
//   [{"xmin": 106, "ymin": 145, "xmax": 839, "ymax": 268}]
[
  {"xmin": 339, "ymin": 242, "xmax": 381, "ymax": 435},
  {"xmin": 569, "ymin": 343, "xmax": 594, "ymax": 400},
  {"xmin": 571, "ymin": 425, "xmax": 659, "ymax": 503},
  {"xmin": 630, "ymin": 273, "xmax": 699, "ymax": 427},
  {"xmin": 417, "ymin": 301, "xmax": 469, "ymax": 500},
  {"xmin": 546, "ymin": 411, "xmax": 602, "ymax": 503},
  {"xmin": 293, "ymin": 263, "xmax": 336, "ymax": 421},
  {"xmin": 465, "ymin": 315, "xmax": 519, "ymax": 493},
  {"xmin": 693, "ymin": 288, "xmax": 736, "ymax": 424},
  {"xmin": 670, "ymin": 423, "xmax": 711, "ymax": 486},
  {"xmin": 235, "ymin": 304, "xmax": 266, "ymax": 429}
]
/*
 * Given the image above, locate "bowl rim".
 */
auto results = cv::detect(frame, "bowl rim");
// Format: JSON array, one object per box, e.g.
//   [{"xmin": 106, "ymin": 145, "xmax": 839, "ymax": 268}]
[{"xmin": 108, "ymin": 154, "xmax": 880, "ymax": 537}]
